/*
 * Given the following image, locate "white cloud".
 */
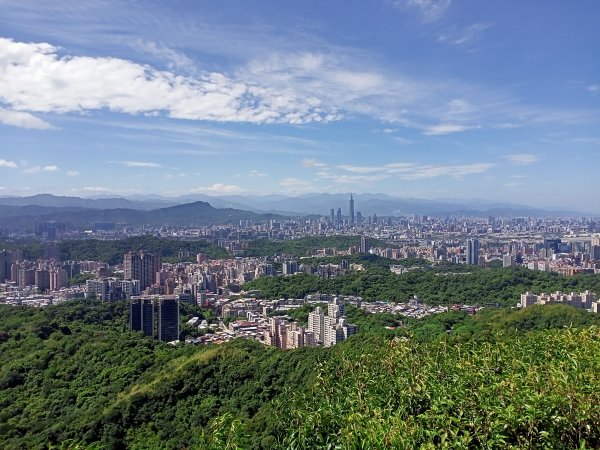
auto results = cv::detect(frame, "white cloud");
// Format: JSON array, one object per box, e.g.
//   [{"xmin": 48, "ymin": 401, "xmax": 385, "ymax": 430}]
[
  {"xmin": 248, "ymin": 170, "xmax": 267, "ymax": 177},
  {"xmin": 67, "ymin": 170, "xmax": 80, "ymax": 176},
  {"xmin": 317, "ymin": 171, "xmax": 389, "ymax": 184},
  {"xmin": 121, "ymin": 161, "xmax": 162, "ymax": 168},
  {"xmin": 280, "ymin": 178, "xmax": 311, "ymax": 187},
  {"xmin": 302, "ymin": 158, "xmax": 328, "ymax": 168},
  {"xmin": 401, "ymin": 163, "xmax": 494, "ymax": 180},
  {"xmin": 423, "ymin": 123, "xmax": 471, "ymax": 135},
  {"xmin": 23, "ymin": 165, "xmax": 59, "ymax": 174},
  {"xmin": 133, "ymin": 40, "xmax": 196, "ymax": 74},
  {"xmin": 0, "ymin": 159, "xmax": 18, "ymax": 168},
  {"xmin": 336, "ymin": 164, "xmax": 387, "ymax": 174},
  {"xmin": 438, "ymin": 23, "xmax": 492, "ymax": 46},
  {"xmin": 82, "ymin": 186, "xmax": 111, "ymax": 192},
  {"xmin": 0, "ymin": 38, "xmax": 337, "ymax": 125},
  {"xmin": 0, "ymin": 37, "xmax": 593, "ymax": 134},
  {"xmin": 310, "ymin": 160, "xmax": 493, "ymax": 183},
  {"xmin": 506, "ymin": 153, "xmax": 539, "ymax": 165},
  {"xmin": 587, "ymin": 85, "xmax": 599, "ymax": 94},
  {"xmin": 393, "ymin": 0, "xmax": 452, "ymax": 22},
  {"xmin": 0, "ymin": 107, "xmax": 53, "ymax": 129},
  {"xmin": 190, "ymin": 183, "xmax": 245, "ymax": 194}
]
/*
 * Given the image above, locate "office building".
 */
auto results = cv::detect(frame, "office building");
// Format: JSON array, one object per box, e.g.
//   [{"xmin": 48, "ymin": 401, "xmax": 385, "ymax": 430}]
[
  {"xmin": 130, "ymin": 297, "xmax": 154, "ymax": 337},
  {"xmin": 336, "ymin": 208, "xmax": 342, "ymax": 227},
  {"xmin": 0, "ymin": 250, "xmax": 16, "ymax": 282},
  {"xmin": 158, "ymin": 296, "xmax": 180, "ymax": 342},
  {"xmin": 349, "ymin": 194, "xmax": 355, "ymax": 226}
]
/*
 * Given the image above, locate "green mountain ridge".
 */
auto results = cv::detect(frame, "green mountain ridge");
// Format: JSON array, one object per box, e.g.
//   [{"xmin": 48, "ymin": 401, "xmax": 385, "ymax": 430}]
[
  {"xmin": 1, "ymin": 301, "xmax": 599, "ymax": 449},
  {"xmin": 0, "ymin": 201, "xmax": 287, "ymax": 232}
]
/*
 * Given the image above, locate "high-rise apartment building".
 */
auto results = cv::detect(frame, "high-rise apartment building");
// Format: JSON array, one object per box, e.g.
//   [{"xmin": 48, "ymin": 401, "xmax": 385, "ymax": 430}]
[
  {"xmin": 360, "ymin": 236, "xmax": 368, "ymax": 253},
  {"xmin": 308, "ymin": 306, "xmax": 325, "ymax": 343},
  {"xmin": 124, "ymin": 251, "xmax": 161, "ymax": 290}
]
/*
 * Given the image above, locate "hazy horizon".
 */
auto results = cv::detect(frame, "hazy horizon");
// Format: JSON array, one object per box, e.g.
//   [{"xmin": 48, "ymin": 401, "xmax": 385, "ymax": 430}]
[{"xmin": 1, "ymin": 1, "xmax": 598, "ymax": 211}]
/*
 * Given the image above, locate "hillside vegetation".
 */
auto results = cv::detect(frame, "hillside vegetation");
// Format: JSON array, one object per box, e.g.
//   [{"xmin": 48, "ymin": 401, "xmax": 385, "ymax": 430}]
[
  {"xmin": 0, "ymin": 236, "xmax": 228, "ymax": 265},
  {"xmin": 1, "ymin": 300, "xmax": 599, "ymax": 449},
  {"xmin": 245, "ymin": 263, "xmax": 600, "ymax": 307}
]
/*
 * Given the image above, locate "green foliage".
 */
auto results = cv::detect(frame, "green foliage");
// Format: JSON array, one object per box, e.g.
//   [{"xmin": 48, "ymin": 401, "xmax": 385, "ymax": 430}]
[
  {"xmin": 2, "ymin": 300, "xmax": 600, "ymax": 449},
  {"xmin": 271, "ymin": 327, "xmax": 600, "ymax": 449},
  {"xmin": 246, "ymin": 265, "xmax": 600, "ymax": 307},
  {"xmin": 68, "ymin": 273, "xmax": 96, "ymax": 286},
  {"xmin": 1, "ymin": 236, "xmax": 228, "ymax": 265},
  {"xmin": 58, "ymin": 236, "xmax": 228, "ymax": 264}
]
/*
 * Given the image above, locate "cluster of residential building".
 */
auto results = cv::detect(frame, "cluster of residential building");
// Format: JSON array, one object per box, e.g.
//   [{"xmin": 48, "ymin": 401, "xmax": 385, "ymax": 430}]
[{"xmin": 519, "ymin": 290, "xmax": 600, "ymax": 313}]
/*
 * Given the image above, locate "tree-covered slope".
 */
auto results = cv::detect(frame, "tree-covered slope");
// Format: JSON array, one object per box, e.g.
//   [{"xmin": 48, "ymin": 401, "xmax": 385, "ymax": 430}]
[
  {"xmin": 1, "ymin": 301, "xmax": 599, "ymax": 449},
  {"xmin": 0, "ymin": 236, "xmax": 228, "ymax": 264}
]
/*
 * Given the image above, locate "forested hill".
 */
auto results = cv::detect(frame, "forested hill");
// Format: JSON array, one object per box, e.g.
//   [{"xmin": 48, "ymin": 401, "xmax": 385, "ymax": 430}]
[
  {"xmin": 0, "ymin": 200, "xmax": 285, "ymax": 231},
  {"xmin": 0, "ymin": 236, "xmax": 228, "ymax": 264},
  {"xmin": 1, "ymin": 300, "xmax": 599, "ymax": 449}
]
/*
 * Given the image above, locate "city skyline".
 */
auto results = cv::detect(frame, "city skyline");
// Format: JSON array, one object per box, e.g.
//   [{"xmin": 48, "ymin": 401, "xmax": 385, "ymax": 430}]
[{"xmin": 1, "ymin": 1, "xmax": 599, "ymax": 211}]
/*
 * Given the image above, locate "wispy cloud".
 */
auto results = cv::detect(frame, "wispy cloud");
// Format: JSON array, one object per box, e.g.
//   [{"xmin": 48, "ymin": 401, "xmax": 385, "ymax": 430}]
[
  {"xmin": 588, "ymin": 84, "xmax": 599, "ymax": 94},
  {"xmin": 302, "ymin": 158, "xmax": 328, "ymax": 168},
  {"xmin": 392, "ymin": 0, "xmax": 452, "ymax": 22},
  {"xmin": 23, "ymin": 165, "xmax": 59, "ymax": 174},
  {"xmin": 402, "ymin": 163, "xmax": 494, "ymax": 180},
  {"xmin": 132, "ymin": 40, "xmax": 196, "ymax": 74},
  {"xmin": 67, "ymin": 170, "xmax": 80, "ymax": 176},
  {"xmin": 248, "ymin": 170, "xmax": 267, "ymax": 177},
  {"xmin": 423, "ymin": 123, "xmax": 471, "ymax": 135},
  {"xmin": 82, "ymin": 186, "xmax": 111, "ymax": 192},
  {"xmin": 0, "ymin": 159, "xmax": 18, "ymax": 169},
  {"xmin": 506, "ymin": 153, "xmax": 539, "ymax": 165},
  {"xmin": 309, "ymin": 160, "xmax": 494, "ymax": 183},
  {"xmin": 0, "ymin": 106, "xmax": 54, "ymax": 129},
  {"xmin": 190, "ymin": 183, "xmax": 245, "ymax": 194},
  {"xmin": 438, "ymin": 23, "xmax": 492, "ymax": 46},
  {"xmin": 119, "ymin": 161, "xmax": 162, "ymax": 168}
]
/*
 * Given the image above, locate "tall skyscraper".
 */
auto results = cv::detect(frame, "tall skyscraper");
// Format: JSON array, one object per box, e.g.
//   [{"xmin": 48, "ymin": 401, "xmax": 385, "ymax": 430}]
[
  {"xmin": 349, "ymin": 194, "xmax": 355, "ymax": 226},
  {"xmin": 330, "ymin": 208, "xmax": 335, "ymax": 224},
  {"xmin": 0, "ymin": 250, "xmax": 13, "ymax": 282},
  {"xmin": 158, "ymin": 297, "xmax": 179, "ymax": 342},
  {"xmin": 336, "ymin": 208, "xmax": 342, "ymax": 227},
  {"xmin": 467, "ymin": 239, "xmax": 480, "ymax": 265},
  {"xmin": 124, "ymin": 251, "xmax": 161, "ymax": 290}
]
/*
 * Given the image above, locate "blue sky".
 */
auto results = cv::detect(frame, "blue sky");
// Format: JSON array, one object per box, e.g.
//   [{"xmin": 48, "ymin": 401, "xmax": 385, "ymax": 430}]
[{"xmin": 0, "ymin": 0, "xmax": 599, "ymax": 211}]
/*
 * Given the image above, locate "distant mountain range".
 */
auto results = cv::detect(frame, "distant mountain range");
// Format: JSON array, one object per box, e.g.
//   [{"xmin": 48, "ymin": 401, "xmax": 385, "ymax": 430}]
[
  {"xmin": 0, "ymin": 199, "xmax": 284, "ymax": 232},
  {"xmin": 0, "ymin": 193, "xmax": 592, "ymax": 232}
]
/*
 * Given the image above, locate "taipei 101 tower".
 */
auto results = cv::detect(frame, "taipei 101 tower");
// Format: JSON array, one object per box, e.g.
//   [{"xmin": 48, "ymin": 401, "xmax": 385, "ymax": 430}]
[{"xmin": 349, "ymin": 194, "xmax": 355, "ymax": 226}]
